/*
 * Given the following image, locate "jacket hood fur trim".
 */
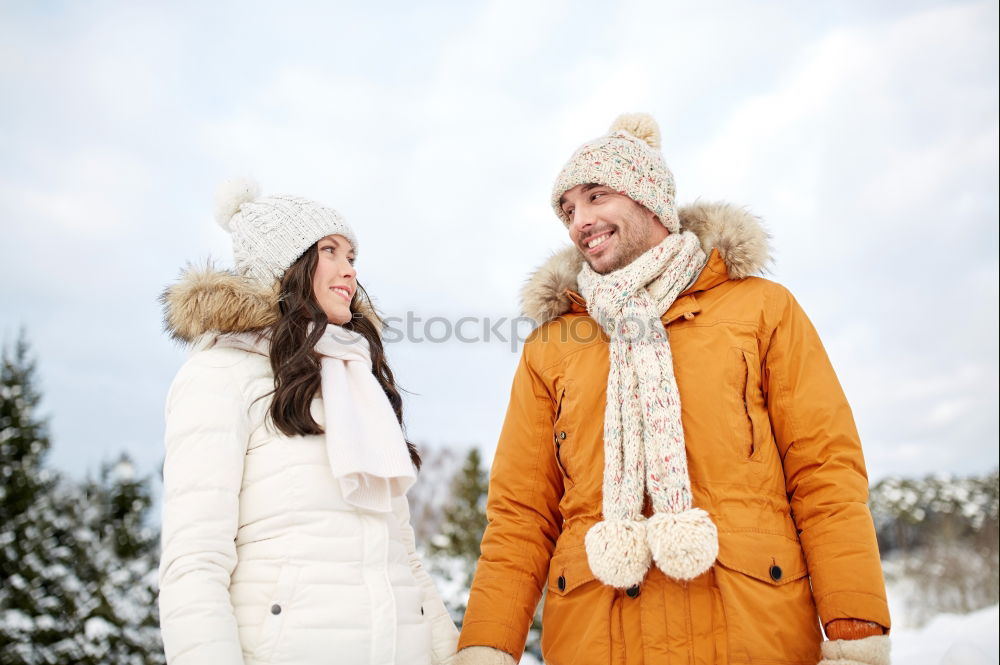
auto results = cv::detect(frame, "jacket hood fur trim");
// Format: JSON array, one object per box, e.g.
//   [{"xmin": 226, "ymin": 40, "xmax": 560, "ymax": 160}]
[
  {"xmin": 521, "ymin": 201, "xmax": 771, "ymax": 324},
  {"xmin": 161, "ymin": 263, "xmax": 384, "ymax": 345},
  {"xmin": 161, "ymin": 264, "xmax": 280, "ymax": 344}
]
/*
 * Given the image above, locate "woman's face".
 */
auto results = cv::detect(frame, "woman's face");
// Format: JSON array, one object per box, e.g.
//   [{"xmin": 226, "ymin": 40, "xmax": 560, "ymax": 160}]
[{"xmin": 311, "ymin": 234, "xmax": 357, "ymax": 325}]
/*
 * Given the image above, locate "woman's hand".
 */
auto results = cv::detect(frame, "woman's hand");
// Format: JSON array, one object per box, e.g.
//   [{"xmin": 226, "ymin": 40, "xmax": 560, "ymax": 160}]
[{"xmin": 453, "ymin": 646, "xmax": 517, "ymax": 665}]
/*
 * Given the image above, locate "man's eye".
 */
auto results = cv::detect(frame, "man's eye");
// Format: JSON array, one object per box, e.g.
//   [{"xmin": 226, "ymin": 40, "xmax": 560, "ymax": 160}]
[
  {"xmin": 565, "ymin": 208, "xmax": 574, "ymax": 217},
  {"xmin": 591, "ymin": 192, "xmax": 605, "ymax": 201}
]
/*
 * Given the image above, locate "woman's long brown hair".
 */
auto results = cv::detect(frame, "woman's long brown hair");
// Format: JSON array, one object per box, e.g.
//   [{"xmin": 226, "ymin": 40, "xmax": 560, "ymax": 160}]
[{"xmin": 267, "ymin": 245, "xmax": 420, "ymax": 469}]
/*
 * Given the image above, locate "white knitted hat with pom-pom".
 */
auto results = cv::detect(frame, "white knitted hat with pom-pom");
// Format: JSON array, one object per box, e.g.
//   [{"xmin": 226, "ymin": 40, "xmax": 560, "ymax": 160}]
[
  {"xmin": 214, "ymin": 177, "xmax": 358, "ymax": 285},
  {"xmin": 552, "ymin": 113, "xmax": 678, "ymax": 233}
]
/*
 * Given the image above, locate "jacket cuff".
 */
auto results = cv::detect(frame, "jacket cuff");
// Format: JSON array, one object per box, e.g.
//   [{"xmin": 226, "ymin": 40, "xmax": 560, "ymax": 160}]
[
  {"xmin": 824, "ymin": 619, "xmax": 886, "ymax": 640},
  {"xmin": 816, "ymin": 590, "xmax": 891, "ymax": 633},
  {"xmin": 458, "ymin": 620, "xmax": 526, "ymax": 663}
]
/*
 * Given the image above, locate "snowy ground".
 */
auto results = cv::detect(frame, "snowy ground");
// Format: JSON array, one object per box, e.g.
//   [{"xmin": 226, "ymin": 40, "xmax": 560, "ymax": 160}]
[
  {"xmin": 887, "ymin": 578, "xmax": 999, "ymax": 665},
  {"xmin": 891, "ymin": 604, "xmax": 998, "ymax": 665}
]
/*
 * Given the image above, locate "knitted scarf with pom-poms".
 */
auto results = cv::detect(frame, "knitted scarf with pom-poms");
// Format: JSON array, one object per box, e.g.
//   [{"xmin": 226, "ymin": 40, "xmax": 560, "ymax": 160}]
[{"xmin": 577, "ymin": 231, "xmax": 719, "ymax": 589}]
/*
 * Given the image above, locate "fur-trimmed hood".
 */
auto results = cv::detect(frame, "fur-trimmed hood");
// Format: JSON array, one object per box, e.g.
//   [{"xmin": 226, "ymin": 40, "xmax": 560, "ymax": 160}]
[
  {"xmin": 161, "ymin": 264, "xmax": 382, "ymax": 345},
  {"xmin": 521, "ymin": 201, "xmax": 771, "ymax": 324},
  {"xmin": 161, "ymin": 264, "xmax": 282, "ymax": 344}
]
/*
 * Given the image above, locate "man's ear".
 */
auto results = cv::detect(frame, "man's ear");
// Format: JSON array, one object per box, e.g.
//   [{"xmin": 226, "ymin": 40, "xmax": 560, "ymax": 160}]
[
  {"xmin": 649, "ymin": 209, "xmax": 665, "ymax": 228},
  {"xmin": 646, "ymin": 209, "xmax": 671, "ymax": 241},
  {"xmin": 639, "ymin": 201, "xmax": 660, "ymax": 226}
]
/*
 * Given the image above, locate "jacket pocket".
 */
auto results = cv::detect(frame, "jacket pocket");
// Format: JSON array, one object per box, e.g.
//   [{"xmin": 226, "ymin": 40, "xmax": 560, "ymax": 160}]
[
  {"xmin": 552, "ymin": 383, "xmax": 575, "ymax": 484},
  {"xmin": 542, "ymin": 544, "xmax": 608, "ymax": 664},
  {"xmin": 254, "ymin": 561, "xmax": 300, "ymax": 664},
  {"xmin": 716, "ymin": 530, "xmax": 807, "ymax": 585},
  {"xmin": 714, "ymin": 531, "xmax": 823, "ymax": 663},
  {"xmin": 730, "ymin": 348, "xmax": 769, "ymax": 461},
  {"xmin": 546, "ymin": 543, "xmax": 596, "ymax": 597}
]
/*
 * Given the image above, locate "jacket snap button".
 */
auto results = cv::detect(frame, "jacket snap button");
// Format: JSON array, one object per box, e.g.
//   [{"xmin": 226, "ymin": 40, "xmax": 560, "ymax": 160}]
[
  {"xmin": 557, "ymin": 575, "xmax": 566, "ymax": 591},
  {"xmin": 769, "ymin": 565, "xmax": 783, "ymax": 581},
  {"xmin": 270, "ymin": 603, "xmax": 282, "ymax": 615},
  {"xmin": 683, "ymin": 312, "xmax": 695, "ymax": 320},
  {"xmin": 626, "ymin": 584, "xmax": 640, "ymax": 598},
  {"xmin": 559, "ymin": 431, "xmax": 567, "ymax": 440}
]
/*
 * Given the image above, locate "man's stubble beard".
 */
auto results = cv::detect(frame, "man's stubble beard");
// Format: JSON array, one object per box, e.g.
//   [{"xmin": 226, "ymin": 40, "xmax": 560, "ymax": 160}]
[{"xmin": 582, "ymin": 213, "xmax": 658, "ymax": 275}]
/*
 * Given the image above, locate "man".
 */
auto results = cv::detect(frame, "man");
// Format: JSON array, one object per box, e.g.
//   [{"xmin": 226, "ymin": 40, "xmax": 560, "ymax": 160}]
[{"xmin": 455, "ymin": 114, "xmax": 891, "ymax": 665}]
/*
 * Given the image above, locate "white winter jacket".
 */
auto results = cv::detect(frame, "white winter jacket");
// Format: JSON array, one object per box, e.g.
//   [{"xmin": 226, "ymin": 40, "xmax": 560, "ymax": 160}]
[{"xmin": 158, "ymin": 335, "xmax": 458, "ymax": 665}]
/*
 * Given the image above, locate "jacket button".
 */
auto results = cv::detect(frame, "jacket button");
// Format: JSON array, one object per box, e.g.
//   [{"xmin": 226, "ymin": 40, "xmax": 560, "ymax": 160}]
[
  {"xmin": 626, "ymin": 584, "xmax": 640, "ymax": 598},
  {"xmin": 683, "ymin": 312, "xmax": 695, "ymax": 320},
  {"xmin": 769, "ymin": 565, "xmax": 783, "ymax": 581},
  {"xmin": 270, "ymin": 604, "xmax": 282, "ymax": 615},
  {"xmin": 559, "ymin": 431, "xmax": 567, "ymax": 440},
  {"xmin": 557, "ymin": 575, "xmax": 566, "ymax": 591}
]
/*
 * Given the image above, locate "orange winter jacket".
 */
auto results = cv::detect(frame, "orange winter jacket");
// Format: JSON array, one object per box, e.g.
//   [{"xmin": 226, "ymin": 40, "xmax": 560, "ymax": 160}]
[{"xmin": 458, "ymin": 203, "xmax": 890, "ymax": 665}]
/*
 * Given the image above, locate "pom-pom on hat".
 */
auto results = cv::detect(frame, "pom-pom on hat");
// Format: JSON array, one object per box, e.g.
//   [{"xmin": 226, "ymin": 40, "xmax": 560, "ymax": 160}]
[
  {"xmin": 214, "ymin": 177, "xmax": 359, "ymax": 285},
  {"xmin": 551, "ymin": 113, "xmax": 679, "ymax": 233}
]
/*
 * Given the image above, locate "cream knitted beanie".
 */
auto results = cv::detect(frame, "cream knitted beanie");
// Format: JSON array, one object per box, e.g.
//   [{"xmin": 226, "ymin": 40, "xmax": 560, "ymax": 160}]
[
  {"xmin": 551, "ymin": 113, "xmax": 679, "ymax": 233},
  {"xmin": 214, "ymin": 177, "xmax": 359, "ymax": 285}
]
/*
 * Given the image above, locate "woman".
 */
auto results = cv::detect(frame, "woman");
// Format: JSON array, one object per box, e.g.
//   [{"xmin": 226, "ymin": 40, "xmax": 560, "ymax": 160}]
[{"xmin": 158, "ymin": 178, "xmax": 458, "ymax": 665}]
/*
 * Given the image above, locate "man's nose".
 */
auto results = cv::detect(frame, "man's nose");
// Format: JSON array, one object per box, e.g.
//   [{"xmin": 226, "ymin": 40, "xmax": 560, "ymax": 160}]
[{"xmin": 569, "ymin": 204, "xmax": 595, "ymax": 235}]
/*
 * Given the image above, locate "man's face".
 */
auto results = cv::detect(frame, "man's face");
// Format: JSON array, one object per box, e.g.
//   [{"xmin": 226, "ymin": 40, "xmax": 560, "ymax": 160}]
[{"xmin": 560, "ymin": 183, "xmax": 669, "ymax": 274}]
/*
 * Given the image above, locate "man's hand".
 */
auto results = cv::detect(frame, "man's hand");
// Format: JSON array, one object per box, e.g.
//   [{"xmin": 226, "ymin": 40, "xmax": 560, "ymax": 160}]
[{"xmin": 818, "ymin": 635, "xmax": 890, "ymax": 665}]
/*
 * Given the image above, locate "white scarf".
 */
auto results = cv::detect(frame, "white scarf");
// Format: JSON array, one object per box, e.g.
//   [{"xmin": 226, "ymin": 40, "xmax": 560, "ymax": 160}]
[
  {"xmin": 221, "ymin": 324, "xmax": 415, "ymax": 513},
  {"xmin": 577, "ymin": 231, "xmax": 718, "ymax": 588}
]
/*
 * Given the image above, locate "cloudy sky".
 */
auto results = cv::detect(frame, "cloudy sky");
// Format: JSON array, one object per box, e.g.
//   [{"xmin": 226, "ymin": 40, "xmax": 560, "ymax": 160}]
[{"xmin": 1, "ymin": 0, "xmax": 996, "ymax": 485}]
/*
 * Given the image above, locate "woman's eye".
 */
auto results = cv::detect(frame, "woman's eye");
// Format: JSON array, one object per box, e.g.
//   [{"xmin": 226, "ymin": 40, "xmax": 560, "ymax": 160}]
[{"xmin": 591, "ymin": 192, "xmax": 605, "ymax": 201}]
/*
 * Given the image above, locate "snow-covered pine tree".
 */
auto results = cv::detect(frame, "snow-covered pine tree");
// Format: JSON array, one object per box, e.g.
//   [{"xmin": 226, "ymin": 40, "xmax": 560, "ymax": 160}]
[
  {"xmin": 430, "ymin": 447, "xmax": 488, "ymax": 575},
  {"xmin": 425, "ymin": 447, "xmax": 544, "ymax": 658},
  {"xmin": 67, "ymin": 455, "xmax": 163, "ymax": 664},
  {"xmin": 0, "ymin": 334, "xmax": 164, "ymax": 665},
  {"xmin": 0, "ymin": 333, "xmax": 51, "ymax": 519},
  {"xmin": 0, "ymin": 331, "xmax": 64, "ymax": 664},
  {"xmin": 872, "ymin": 470, "xmax": 1000, "ymax": 626},
  {"xmin": 425, "ymin": 447, "xmax": 489, "ymax": 626}
]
